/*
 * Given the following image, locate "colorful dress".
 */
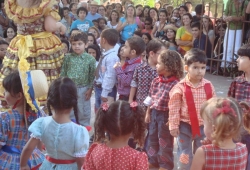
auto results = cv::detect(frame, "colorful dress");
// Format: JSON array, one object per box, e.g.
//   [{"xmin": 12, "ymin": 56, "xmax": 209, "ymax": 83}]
[
  {"xmin": 201, "ymin": 143, "xmax": 247, "ymax": 170},
  {"xmin": 29, "ymin": 116, "xmax": 89, "ymax": 170},
  {"xmin": 176, "ymin": 26, "xmax": 193, "ymax": 56},
  {"xmin": 0, "ymin": 0, "xmax": 64, "ymax": 97},
  {"xmin": 0, "ymin": 110, "xmax": 45, "ymax": 170},
  {"xmin": 84, "ymin": 143, "xmax": 148, "ymax": 170}
]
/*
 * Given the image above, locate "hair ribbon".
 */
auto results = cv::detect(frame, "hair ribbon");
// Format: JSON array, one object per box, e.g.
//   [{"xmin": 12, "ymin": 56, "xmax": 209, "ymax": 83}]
[{"xmin": 213, "ymin": 100, "xmax": 237, "ymax": 118}]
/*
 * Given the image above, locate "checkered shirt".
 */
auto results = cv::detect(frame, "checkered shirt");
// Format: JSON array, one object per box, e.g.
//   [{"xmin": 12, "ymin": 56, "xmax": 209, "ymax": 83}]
[
  {"xmin": 168, "ymin": 76, "xmax": 216, "ymax": 130},
  {"xmin": 201, "ymin": 143, "xmax": 247, "ymax": 170},
  {"xmin": 115, "ymin": 56, "xmax": 141, "ymax": 96},
  {"xmin": 228, "ymin": 74, "xmax": 250, "ymax": 102},
  {"xmin": 130, "ymin": 62, "xmax": 157, "ymax": 107},
  {"xmin": 149, "ymin": 76, "xmax": 179, "ymax": 111}
]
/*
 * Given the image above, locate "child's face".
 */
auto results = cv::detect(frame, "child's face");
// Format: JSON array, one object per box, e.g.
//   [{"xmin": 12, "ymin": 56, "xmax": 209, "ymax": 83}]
[
  {"xmin": 111, "ymin": 12, "xmax": 118, "ymax": 21},
  {"xmin": 142, "ymin": 34, "xmax": 150, "ymax": 44},
  {"xmin": 88, "ymin": 35, "xmax": 94, "ymax": 45},
  {"xmin": 89, "ymin": 28, "xmax": 98, "ymax": 39},
  {"xmin": 63, "ymin": 9, "xmax": 69, "ymax": 18},
  {"xmin": 218, "ymin": 27, "xmax": 226, "ymax": 37},
  {"xmin": 185, "ymin": 62, "xmax": 206, "ymax": 82},
  {"xmin": 78, "ymin": 10, "xmax": 86, "ymax": 20},
  {"xmin": 88, "ymin": 48, "xmax": 97, "ymax": 58},
  {"xmin": 71, "ymin": 4, "xmax": 77, "ymax": 11},
  {"xmin": 0, "ymin": 44, "xmax": 8, "ymax": 59},
  {"xmin": 71, "ymin": 40, "xmax": 86, "ymax": 55},
  {"xmin": 122, "ymin": 41, "xmax": 133, "ymax": 58},
  {"xmin": 191, "ymin": 27, "xmax": 200, "ymax": 38},
  {"xmin": 237, "ymin": 56, "xmax": 250, "ymax": 72},
  {"xmin": 156, "ymin": 55, "xmax": 171, "ymax": 76},
  {"xmin": 7, "ymin": 28, "xmax": 15, "ymax": 39},
  {"xmin": 98, "ymin": 20, "xmax": 106, "ymax": 29},
  {"xmin": 93, "ymin": 21, "xmax": 98, "ymax": 28},
  {"xmin": 62, "ymin": 43, "xmax": 68, "ymax": 54},
  {"xmin": 144, "ymin": 20, "xmax": 152, "ymax": 29},
  {"xmin": 4, "ymin": 90, "xmax": 21, "ymax": 107},
  {"xmin": 140, "ymin": 50, "xmax": 147, "ymax": 63},
  {"xmin": 119, "ymin": 46, "xmax": 126, "ymax": 60}
]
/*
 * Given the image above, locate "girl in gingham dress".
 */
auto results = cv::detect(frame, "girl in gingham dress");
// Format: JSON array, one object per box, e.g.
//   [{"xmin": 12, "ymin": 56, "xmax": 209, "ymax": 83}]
[
  {"xmin": 83, "ymin": 100, "xmax": 148, "ymax": 170},
  {"xmin": 0, "ymin": 72, "xmax": 45, "ymax": 170},
  {"xmin": 191, "ymin": 97, "xmax": 248, "ymax": 170}
]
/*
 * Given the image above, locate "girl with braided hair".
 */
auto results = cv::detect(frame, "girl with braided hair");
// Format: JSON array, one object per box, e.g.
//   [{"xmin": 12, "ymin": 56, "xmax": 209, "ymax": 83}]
[{"xmin": 20, "ymin": 77, "xmax": 89, "ymax": 170}]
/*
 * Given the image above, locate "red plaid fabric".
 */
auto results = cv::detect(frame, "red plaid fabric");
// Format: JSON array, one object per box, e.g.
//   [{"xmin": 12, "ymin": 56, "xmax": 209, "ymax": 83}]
[
  {"xmin": 149, "ymin": 76, "xmax": 179, "ymax": 111},
  {"xmin": 201, "ymin": 143, "xmax": 247, "ymax": 170},
  {"xmin": 228, "ymin": 74, "xmax": 250, "ymax": 102}
]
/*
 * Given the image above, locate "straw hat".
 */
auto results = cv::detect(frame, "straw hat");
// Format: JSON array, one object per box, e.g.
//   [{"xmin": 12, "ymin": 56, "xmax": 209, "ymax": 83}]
[
  {"xmin": 20, "ymin": 70, "xmax": 48, "ymax": 112},
  {"xmin": 164, "ymin": 24, "xmax": 178, "ymax": 32},
  {"xmin": 89, "ymin": 0, "xmax": 100, "ymax": 6}
]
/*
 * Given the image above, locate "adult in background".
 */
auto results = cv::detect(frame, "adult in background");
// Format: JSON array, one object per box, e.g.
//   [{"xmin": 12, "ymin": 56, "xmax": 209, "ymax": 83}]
[
  {"xmin": 116, "ymin": 5, "xmax": 142, "ymax": 44},
  {"xmin": 86, "ymin": 1, "xmax": 102, "ymax": 21}
]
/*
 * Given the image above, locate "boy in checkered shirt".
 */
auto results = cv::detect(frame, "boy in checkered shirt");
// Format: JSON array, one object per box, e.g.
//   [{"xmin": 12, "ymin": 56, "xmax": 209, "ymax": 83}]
[
  {"xmin": 228, "ymin": 44, "xmax": 250, "ymax": 169},
  {"xmin": 168, "ymin": 48, "xmax": 216, "ymax": 170},
  {"xmin": 145, "ymin": 50, "xmax": 184, "ymax": 170}
]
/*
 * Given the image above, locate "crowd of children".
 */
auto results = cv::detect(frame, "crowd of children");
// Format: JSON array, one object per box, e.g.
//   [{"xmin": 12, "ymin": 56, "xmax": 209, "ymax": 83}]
[{"xmin": 0, "ymin": 0, "xmax": 250, "ymax": 170}]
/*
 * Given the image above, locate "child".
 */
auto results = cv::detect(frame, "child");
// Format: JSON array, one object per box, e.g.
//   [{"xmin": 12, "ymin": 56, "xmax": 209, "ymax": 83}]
[
  {"xmin": 94, "ymin": 28, "xmax": 119, "ymax": 111},
  {"xmin": 228, "ymin": 43, "xmax": 250, "ymax": 169},
  {"xmin": 87, "ymin": 33, "xmax": 98, "ymax": 46},
  {"xmin": 61, "ymin": 39, "xmax": 70, "ymax": 54},
  {"xmin": 142, "ymin": 17, "xmax": 153, "ymax": 34},
  {"xmin": 70, "ymin": 7, "xmax": 94, "ymax": 32},
  {"xmin": 169, "ymin": 48, "xmax": 216, "ymax": 170},
  {"xmin": 60, "ymin": 31, "xmax": 96, "ymax": 126},
  {"xmin": 20, "ymin": 77, "xmax": 89, "ymax": 170},
  {"xmin": 0, "ymin": 40, "xmax": 8, "ymax": 67},
  {"xmin": 191, "ymin": 97, "xmax": 248, "ymax": 170},
  {"xmin": 87, "ymin": 44, "xmax": 101, "ymax": 67},
  {"xmin": 145, "ymin": 50, "xmax": 184, "ymax": 170},
  {"xmin": 0, "ymin": 71, "xmax": 46, "ymax": 169},
  {"xmin": 191, "ymin": 22, "xmax": 212, "ymax": 60},
  {"xmin": 129, "ymin": 39, "xmax": 166, "ymax": 109},
  {"xmin": 83, "ymin": 100, "xmax": 148, "ymax": 169},
  {"xmin": 60, "ymin": 7, "xmax": 72, "ymax": 37},
  {"xmin": 97, "ymin": 18, "xmax": 107, "ymax": 33},
  {"xmin": 114, "ymin": 36, "xmax": 146, "ymax": 101}
]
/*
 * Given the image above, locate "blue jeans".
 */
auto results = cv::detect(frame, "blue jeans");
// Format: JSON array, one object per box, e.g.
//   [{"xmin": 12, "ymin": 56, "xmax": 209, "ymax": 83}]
[
  {"xmin": 94, "ymin": 86, "xmax": 117, "ymax": 111},
  {"xmin": 147, "ymin": 109, "xmax": 174, "ymax": 169},
  {"xmin": 177, "ymin": 122, "xmax": 205, "ymax": 170}
]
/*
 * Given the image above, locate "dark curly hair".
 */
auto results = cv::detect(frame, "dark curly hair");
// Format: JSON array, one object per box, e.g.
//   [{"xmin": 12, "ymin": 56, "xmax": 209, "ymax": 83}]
[
  {"xmin": 47, "ymin": 77, "xmax": 79, "ymax": 124},
  {"xmin": 94, "ymin": 100, "xmax": 146, "ymax": 147},
  {"xmin": 160, "ymin": 50, "xmax": 184, "ymax": 79}
]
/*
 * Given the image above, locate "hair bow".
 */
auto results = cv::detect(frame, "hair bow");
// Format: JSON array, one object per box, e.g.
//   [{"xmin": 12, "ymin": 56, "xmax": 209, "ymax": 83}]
[
  {"xmin": 130, "ymin": 101, "xmax": 138, "ymax": 111},
  {"xmin": 101, "ymin": 102, "xmax": 109, "ymax": 111},
  {"xmin": 213, "ymin": 100, "xmax": 237, "ymax": 118}
]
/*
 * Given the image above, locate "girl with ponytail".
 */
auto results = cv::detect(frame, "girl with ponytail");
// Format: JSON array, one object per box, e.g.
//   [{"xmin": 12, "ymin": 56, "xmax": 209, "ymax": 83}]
[{"xmin": 83, "ymin": 100, "xmax": 148, "ymax": 170}]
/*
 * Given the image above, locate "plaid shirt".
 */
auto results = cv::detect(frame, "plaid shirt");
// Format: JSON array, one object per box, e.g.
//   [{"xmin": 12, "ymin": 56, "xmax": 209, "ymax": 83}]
[
  {"xmin": 228, "ymin": 74, "xmax": 250, "ymax": 102},
  {"xmin": 168, "ymin": 76, "xmax": 215, "ymax": 130},
  {"xmin": 201, "ymin": 143, "xmax": 247, "ymax": 170},
  {"xmin": 115, "ymin": 56, "xmax": 141, "ymax": 96},
  {"xmin": 131, "ymin": 62, "xmax": 157, "ymax": 107},
  {"xmin": 149, "ymin": 76, "xmax": 179, "ymax": 111}
]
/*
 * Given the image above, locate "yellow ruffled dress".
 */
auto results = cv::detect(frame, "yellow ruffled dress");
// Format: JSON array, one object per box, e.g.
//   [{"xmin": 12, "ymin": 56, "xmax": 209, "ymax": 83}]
[{"xmin": 0, "ymin": 0, "xmax": 64, "ymax": 103}]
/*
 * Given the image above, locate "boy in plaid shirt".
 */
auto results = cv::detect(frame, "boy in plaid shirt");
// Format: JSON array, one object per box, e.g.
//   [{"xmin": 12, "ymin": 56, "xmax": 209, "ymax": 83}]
[
  {"xmin": 168, "ymin": 49, "xmax": 215, "ymax": 170},
  {"xmin": 145, "ymin": 50, "xmax": 184, "ymax": 170},
  {"xmin": 228, "ymin": 44, "xmax": 250, "ymax": 169}
]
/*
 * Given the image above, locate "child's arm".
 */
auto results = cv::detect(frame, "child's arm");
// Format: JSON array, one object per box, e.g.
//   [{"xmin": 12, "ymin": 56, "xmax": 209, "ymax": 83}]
[
  {"xmin": 145, "ymin": 107, "xmax": 151, "ymax": 123},
  {"xmin": 76, "ymin": 157, "xmax": 85, "ymax": 170},
  {"xmin": 129, "ymin": 68, "xmax": 139, "ymax": 103},
  {"xmin": 129, "ymin": 87, "xmax": 137, "ymax": 103},
  {"xmin": 190, "ymin": 147, "xmax": 205, "ymax": 170},
  {"xmin": 20, "ymin": 138, "xmax": 40, "ymax": 169}
]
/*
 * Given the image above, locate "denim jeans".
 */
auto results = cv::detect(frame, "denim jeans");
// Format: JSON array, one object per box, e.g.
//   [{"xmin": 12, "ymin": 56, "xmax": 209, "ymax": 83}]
[
  {"xmin": 177, "ymin": 122, "xmax": 205, "ymax": 170},
  {"xmin": 94, "ymin": 85, "xmax": 117, "ymax": 111},
  {"xmin": 147, "ymin": 109, "xmax": 174, "ymax": 169}
]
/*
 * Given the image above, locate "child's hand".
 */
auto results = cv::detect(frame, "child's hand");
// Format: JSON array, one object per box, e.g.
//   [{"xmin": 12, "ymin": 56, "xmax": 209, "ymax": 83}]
[
  {"xmin": 170, "ymin": 128, "xmax": 179, "ymax": 137},
  {"xmin": 145, "ymin": 112, "xmax": 150, "ymax": 123},
  {"xmin": 85, "ymin": 88, "xmax": 92, "ymax": 100},
  {"xmin": 113, "ymin": 62, "xmax": 121, "ymax": 69},
  {"xmin": 200, "ymin": 137, "xmax": 212, "ymax": 145},
  {"xmin": 20, "ymin": 165, "xmax": 30, "ymax": 170},
  {"xmin": 60, "ymin": 24, "xmax": 67, "ymax": 35}
]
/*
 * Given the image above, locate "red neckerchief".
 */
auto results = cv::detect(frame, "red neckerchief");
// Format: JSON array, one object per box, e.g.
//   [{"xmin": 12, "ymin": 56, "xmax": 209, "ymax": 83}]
[
  {"xmin": 122, "ymin": 58, "xmax": 141, "ymax": 70},
  {"xmin": 159, "ymin": 76, "xmax": 179, "ymax": 83}
]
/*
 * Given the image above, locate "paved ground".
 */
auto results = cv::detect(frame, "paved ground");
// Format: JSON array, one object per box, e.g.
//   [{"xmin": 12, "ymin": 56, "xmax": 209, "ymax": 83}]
[{"xmin": 89, "ymin": 73, "xmax": 233, "ymax": 170}]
